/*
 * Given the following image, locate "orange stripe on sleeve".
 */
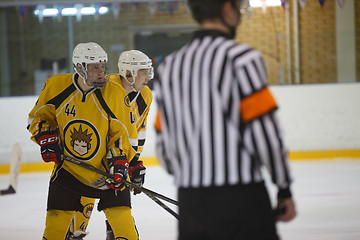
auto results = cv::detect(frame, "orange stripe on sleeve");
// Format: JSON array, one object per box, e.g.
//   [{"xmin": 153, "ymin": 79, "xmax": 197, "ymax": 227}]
[
  {"xmin": 240, "ymin": 87, "xmax": 277, "ymax": 123},
  {"xmin": 154, "ymin": 109, "xmax": 162, "ymax": 132}
]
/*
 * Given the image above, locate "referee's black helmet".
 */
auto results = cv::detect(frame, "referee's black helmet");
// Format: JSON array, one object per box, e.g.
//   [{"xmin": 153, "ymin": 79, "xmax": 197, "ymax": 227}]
[{"xmin": 187, "ymin": 0, "xmax": 240, "ymax": 23}]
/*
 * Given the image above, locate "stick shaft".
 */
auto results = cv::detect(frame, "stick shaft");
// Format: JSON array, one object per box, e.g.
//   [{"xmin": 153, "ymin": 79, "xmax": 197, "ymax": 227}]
[{"xmin": 143, "ymin": 192, "xmax": 179, "ymax": 219}]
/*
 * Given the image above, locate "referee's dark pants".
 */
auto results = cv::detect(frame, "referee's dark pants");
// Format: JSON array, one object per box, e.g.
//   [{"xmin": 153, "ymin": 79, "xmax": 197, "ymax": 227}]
[{"xmin": 178, "ymin": 182, "xmax": 279, "ymax": 240}]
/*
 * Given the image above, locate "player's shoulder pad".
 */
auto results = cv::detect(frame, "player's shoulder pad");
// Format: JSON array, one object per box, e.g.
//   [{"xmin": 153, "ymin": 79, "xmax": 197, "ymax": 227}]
[
  {"xmin": 140, "ymin": 85, "xmax": 153, "ymax": 104},
  {"xmin": 106, "ymin": 74, "xmax": 128, "ymax": 96},
  {"xmin": 104, "ymin": 74, "xmax": 123, "ymax": 91},
  {"xmin": 100, "ymin": 75, "xmax": 128, "ymax": 111},
  {"xmin": 43, "ymin": 73, "xmax": 74, "ymax": 92},
  {"xmin": 108, "ymin": 74, "xmax": 121, "ymax": 86}
]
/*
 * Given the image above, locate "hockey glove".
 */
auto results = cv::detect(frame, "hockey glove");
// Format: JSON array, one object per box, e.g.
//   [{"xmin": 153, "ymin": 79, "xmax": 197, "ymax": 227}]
[
  {"xmin": 105, "ymin": 156, "xmax": 129, "ymax": 190},
  {"xmin": 128, "ymin": 161, "xmax": 146, "ymax": 195},
  {"xmin": 35, "ymin": 130, "xmax": 62, "ymax": 165}
]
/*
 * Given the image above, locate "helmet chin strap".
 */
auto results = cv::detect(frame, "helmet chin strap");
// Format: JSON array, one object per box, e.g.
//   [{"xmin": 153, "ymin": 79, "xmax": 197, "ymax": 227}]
[
  {"xmin": 125, "ymin": 75, "xmax": 138, "ymax": 92},
  {"xmin": 83, "ymin": 78, "xmax": 94, "ymax": 89},
  {"xmin": 75, "ymin": 64, "xmax": 95, "ymax": 89},
  {"xmin": 81, "ymin": 75, "xmax": 99, "ymax": 90}
]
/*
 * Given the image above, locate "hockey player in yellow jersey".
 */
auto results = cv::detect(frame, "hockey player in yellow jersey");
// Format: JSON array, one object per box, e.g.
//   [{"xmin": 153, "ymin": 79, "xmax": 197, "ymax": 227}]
[
  {"xmin": 67, "ymin": 50, "xmax": 154, "ymax": 240},
  {"xmin": 27, "ymin": 42, "xmax": 140, "ymax": 240}
]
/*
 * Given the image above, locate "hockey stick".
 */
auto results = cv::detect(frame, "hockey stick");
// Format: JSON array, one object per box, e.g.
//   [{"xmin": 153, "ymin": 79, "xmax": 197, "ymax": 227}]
[
  {"xmin": 62, "ymin": 155, "xmax": 179, "ymax": 219},
  {"xmin": 0, "ymin": 144, "xmax": 22, "ymax": 196},
  {"xmin": 142, "ymin": 192, "xmax": 179, "ymax": 220},
  {"xmin": 62, "ymin": 155, "xmax": 179, "ymax": 206}
]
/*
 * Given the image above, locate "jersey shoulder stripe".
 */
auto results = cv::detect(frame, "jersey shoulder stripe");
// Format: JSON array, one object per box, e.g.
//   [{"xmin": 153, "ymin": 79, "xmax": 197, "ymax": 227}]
[
  {"xmin": 136, "ymin": 94, "xmax": 147, "ymax": 117},
  {"xmin": 46, "ymin": 84, "xmax": 76, "ymax": 109},
  {"xmin": 43, "ymin": 74, "xmax": 76, "ymax": 110},
  {"xmin": 94, "ymin": 89, "xmax": 117, "ymax": 119},
  {"xmin": 136, "ymin": 86, "xmax": 153, "ymax": 117}
]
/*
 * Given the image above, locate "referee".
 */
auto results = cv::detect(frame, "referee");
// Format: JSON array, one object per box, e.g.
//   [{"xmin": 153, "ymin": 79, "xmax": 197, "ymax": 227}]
[{"xmin": 154, "ymin": 0, "xmax": 296, "ymax": 239}]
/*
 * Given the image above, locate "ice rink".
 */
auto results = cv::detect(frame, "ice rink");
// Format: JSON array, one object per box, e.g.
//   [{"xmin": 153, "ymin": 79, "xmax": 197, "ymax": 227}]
[{"xmin": 1, "ymin": 159, "xmax": 360, "ymax": 240}]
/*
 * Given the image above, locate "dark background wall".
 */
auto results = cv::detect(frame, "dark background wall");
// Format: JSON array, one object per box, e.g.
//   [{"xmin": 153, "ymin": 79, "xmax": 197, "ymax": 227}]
[{"xmin": 0, "ymin": 1, "xmax": 359, "ymax": 96}]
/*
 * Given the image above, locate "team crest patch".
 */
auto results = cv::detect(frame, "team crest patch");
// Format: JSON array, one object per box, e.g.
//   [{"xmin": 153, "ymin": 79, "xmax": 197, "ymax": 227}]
[
  {"xmin": 82, "ymin": 203, "xmax": 94, "ymax": 219},
  {"xmin": 63, "ymin": 120, "xmax": 100, "ymax": 160},
  {"xmin": 124, "ymin": 95, "xmax": 131, "ymax": 108}
]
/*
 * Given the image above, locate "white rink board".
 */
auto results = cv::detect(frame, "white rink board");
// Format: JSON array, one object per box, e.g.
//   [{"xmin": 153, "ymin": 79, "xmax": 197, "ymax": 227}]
[{"xmin": 0, "ymin": 82, "xmax": 359, "ymax": 164}]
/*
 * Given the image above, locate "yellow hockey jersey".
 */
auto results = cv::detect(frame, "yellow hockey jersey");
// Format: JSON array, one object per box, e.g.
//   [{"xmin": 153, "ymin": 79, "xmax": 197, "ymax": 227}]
[
  {"xmin": 109, "ymin": 74, "xmax": 153, "ymax": 162},
  {"xmin": 28, "ymin": 73, "xmax": 138, "ymax": 189}
]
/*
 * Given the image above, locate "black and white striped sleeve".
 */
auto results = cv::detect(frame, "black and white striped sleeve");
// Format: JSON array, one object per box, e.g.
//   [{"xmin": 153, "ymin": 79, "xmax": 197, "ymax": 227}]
[{"xmin": 237, "ymin": 50, "xmax": 293, "ymax": 198}]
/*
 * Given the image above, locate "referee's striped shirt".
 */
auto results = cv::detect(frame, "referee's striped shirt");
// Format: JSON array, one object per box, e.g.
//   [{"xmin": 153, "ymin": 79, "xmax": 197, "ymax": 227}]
[{"xmin": 154, "ymin": 30, "xmax": 292, "ymax": 196}]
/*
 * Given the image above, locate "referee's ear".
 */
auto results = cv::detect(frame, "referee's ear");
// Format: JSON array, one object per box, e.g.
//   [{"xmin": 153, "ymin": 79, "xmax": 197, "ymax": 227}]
[
  {"xmin": 222, "ymin": 1, "xmax": 231, "ymax": 17},
  {"xmin": 222, "ymin": 1, "xmax": 241, "ymax": 26}
]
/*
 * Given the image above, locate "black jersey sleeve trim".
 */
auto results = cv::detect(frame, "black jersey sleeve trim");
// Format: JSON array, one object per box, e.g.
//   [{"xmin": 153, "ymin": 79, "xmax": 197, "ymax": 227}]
[
  {"xmin": 94, "ymin": 89, "xmax": 117, "ymax": 119},
  {"xmin": 138, "ymin": 139, "xmax": 145, "ymax": 146},
  {"xmin": 128, "ymin": 91, "xmax": 138, "ymax": 102},
  {"xmin": 136, "ymin": 94, "xmax": 147, "ymax": 117},
  {"xmin": 46, "ymin": 84, "xmax": 77, "ymax": 110}
]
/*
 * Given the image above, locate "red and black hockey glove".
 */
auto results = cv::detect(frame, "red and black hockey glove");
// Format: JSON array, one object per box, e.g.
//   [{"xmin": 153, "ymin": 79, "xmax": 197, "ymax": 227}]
[
  {"xmin": 35, "ymin": 130, "xmax": 62, "ymax": 165},
  {"xmin": 129, "ymin": 160, "xmax": 146, "ymax": 195},
  {"xmin": 105, "ymin": 156, "xmax": 129, "ymax": 190}
]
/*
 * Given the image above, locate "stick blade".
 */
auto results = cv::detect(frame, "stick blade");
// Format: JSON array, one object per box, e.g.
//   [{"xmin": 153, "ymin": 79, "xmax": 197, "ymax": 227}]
[{"xmin": 0, "ymin": 185, "xmax": 16, "ymax": 195}]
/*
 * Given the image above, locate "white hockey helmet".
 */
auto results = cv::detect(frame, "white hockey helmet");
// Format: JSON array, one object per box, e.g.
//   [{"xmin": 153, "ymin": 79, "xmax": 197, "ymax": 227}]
[
  {"xmin": 118, "ymin": 50, "xmax": 154, "ymax": 80},
  {"xmin": 72, "ymin": 42, "xmax": 110, "ymax": 88}
]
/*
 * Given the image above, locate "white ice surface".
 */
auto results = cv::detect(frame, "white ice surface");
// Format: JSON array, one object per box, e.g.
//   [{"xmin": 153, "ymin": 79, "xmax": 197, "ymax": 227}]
[{"xmin": 0, "ymin": 160, "xmax": 360, "ymax": 240}]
